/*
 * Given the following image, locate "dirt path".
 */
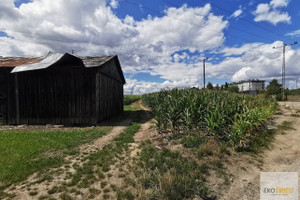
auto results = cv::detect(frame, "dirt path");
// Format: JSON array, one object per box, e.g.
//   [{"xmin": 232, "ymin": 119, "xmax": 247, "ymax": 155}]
[
  {"xmin": 4, "ymin": 119, "xmax": 132, "ymax": 200},
  {"xmin": 220, "ymin": 101, "xmax": 300, "ymax": 200},
  {"xmin": 3, "ymin": 100, "xmax": 156, "ymax": 200},
  {"xmin": 5, "ymin": 101, "xmax": 300, "ymax": 199},
  {"xmin": 80, "ymin": 119, "xmax": 131, "ymax": 153}
]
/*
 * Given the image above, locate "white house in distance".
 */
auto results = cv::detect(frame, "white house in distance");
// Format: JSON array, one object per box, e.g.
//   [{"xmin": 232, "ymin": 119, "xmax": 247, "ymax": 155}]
[{"xmin": 237, "ymin": 79, "xmax": 265, "ymax": 95}]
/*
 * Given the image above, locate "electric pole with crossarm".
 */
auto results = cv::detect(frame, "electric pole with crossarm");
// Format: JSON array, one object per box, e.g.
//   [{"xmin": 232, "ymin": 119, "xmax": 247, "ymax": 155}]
[
  {"xmin": 200, "ymin": 57, "xmax": 209, "ymax": 89},
  {"xmin": 273, "ymin": 41, "xmax": 297, "ymax": 100}
]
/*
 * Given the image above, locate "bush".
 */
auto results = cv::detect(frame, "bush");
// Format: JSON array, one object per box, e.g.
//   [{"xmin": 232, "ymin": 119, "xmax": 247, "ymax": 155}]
[{"xmin": 266, "ymin": 79, "xmax": 282, "ymax": 100}]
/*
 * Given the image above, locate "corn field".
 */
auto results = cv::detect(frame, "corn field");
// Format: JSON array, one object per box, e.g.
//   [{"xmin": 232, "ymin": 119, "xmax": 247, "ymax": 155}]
[{"xmin": 142, "ymin": 89, "xmax": 277, "ymax": 145}]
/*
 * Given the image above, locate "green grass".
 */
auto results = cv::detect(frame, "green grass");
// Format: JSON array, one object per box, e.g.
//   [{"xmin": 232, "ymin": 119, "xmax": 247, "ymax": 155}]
[
  {"xmin": 0, "ymin": 127, "xmax": 111, "ymax": 187},
  {"xmin": 137, "ymin": 143, "xmax": 210, "ymax": 200},
  {"xmin": 124, "ymin": 105, "xmax": 142, "ymax": 111},
  {"xmin": 181, "ymin": 136, "xmax": 204, "ymax": 148},
  {"xmin": 66, "ymin": 124, "xmax": 141, "ymax": 188},
  {"xmin": 124, "ymin": 95, "xmax": 142, "ymax": 105},
  {"xmin": 117, "ymin": 190, "xmax": 135, "ymax": 200},
  {"xmin": 277, "ymin": 121, "xmax": 295, "ymax": 134}
]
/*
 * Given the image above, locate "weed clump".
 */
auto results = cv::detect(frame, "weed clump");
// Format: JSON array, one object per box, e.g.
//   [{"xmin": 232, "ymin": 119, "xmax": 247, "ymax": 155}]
[
  {"xmin": 181, "ymin": 136, "xmax": 204, "ymax": 148},
  {"xmin": 137, "ymin": 144, "xmax": 210, "ymax": 200}
]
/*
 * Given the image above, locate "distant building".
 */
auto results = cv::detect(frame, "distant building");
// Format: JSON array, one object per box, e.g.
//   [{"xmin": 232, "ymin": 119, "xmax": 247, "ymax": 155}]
[{"xmin": 237, "ymin": 79, "xmax": 265, "ymax": 95}]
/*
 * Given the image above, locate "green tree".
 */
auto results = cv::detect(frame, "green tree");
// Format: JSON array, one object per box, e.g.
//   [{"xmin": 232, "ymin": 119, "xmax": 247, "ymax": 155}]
[
  {"xmin": 224, "ymin": 82, "xmax": 229, "ymax": 89},
  {"xmin": 266, "ymin": 79, "xmax": 282, "ymax": 100},
  {"xmin": 206, "ymin": 82, "xmax": 214, "ymax": 90},
  {"xmin": 227, "ymin": 85, "xmax": 239, "ymax": 93}
]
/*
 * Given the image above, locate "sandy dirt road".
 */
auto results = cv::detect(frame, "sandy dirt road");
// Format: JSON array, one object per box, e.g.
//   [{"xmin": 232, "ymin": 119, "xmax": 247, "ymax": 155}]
[{"xmin": 221, "ymin": 101, "xmax": 300, "ymax": 200}]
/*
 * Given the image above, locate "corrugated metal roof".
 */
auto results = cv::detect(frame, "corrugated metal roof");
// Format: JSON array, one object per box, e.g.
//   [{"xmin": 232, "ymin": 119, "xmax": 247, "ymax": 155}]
[
  {"xmin": 0, "ymin": 53, "xmax": 121, "ymax": 76},
  {"xmin": 80, "ymin": 55, "xmax": 115, "ymax": 67},
  {"xmin": 0, "ymin": 57, "xmax": 43, "ymax": 67},
  {"xmin": 11, "ymin": 53, "xmax": 64, "ymax": 73}
]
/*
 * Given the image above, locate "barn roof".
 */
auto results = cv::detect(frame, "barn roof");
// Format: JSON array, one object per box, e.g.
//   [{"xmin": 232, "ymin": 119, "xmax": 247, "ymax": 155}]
[
  {"xmin": 11, "ymin": 53, "xmax": 70, "ymax": 73},
  {"xmin": 80, "ymin": 56, "xmax": 115, "ymax": 67},
  {"xmin": 0, "ymin": 53, "xmax": 126, "ymax": 83},
  {"xmin": 0, "ymin": 57, "xmax": 43, "ymax": 67}
]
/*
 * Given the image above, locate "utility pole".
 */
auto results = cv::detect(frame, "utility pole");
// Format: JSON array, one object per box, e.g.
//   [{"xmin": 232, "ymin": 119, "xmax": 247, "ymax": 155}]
[
  {"xmin": 200, "ymin": 57, "xmax": 209, "ymax": 89},
  {"xmin": 273, "ymin": 41, "xmax": 297, "ymax": 100}
]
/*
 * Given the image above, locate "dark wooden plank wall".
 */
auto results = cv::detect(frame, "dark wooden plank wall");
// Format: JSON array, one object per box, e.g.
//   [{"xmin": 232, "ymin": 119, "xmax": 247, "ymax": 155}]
[
  {"xmin": 97, "ymin": 72, "xmax": 123, "ymax": 122},
  {"xmin": 6, "ymin": 69, "xmax": 17, "ymax": 124},
  {"xmin": 1, "ymin": 61, "xmax": 124, "ymax": 125},
  {"xmin": 14, "ymin": 66, "xmax": 97, "ymax": 125},
  {"xmin": 0, "ymin": 68, "xmax": 10, "ymax": 124}
]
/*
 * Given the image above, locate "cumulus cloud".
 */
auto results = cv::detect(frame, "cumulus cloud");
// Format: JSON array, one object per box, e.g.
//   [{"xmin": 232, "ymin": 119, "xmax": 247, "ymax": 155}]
[
  {"xmin": 286, "ymin": 29, "xmax": 300, "ymax": 37},
  {"xmin": 2, "ymin": 0, "xmax": 299, "ymax": 93},
  {"xmin": 0, "ymin": 0, "xmax": 229, "ymax": 93},
  {"xmin": 253, "ymin": 0, "xmax": 291, "ymax": 25},
  {"xmin": 227, "ymin": 41, "xmax": 300, "ymax": 84},
  {"xmin": 109, "ymin": 0, "xmax": 118, "ymax": 9},
  {"xmin": 124, "ymin": 41, "xmax": 300, "ymax": 94},
  {"xmin": 220, "ymin": 43, "xmax": 263, "ymax": 56},
  {"xmin": 0, "ymin": 0, "xmax": 20, "ymax": 20},
  {"xmin": 230, "ymin": 6, "xmax": 243, "ymax": 18},
  {"xmin": 270, "ymin": 0, "xmax": 289, "ymax": 8}
]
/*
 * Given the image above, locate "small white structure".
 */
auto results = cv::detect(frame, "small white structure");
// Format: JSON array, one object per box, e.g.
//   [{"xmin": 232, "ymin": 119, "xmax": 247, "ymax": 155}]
[{"xmin": 237, "ymin": 80, "xmax": 265, "ymax": 95}]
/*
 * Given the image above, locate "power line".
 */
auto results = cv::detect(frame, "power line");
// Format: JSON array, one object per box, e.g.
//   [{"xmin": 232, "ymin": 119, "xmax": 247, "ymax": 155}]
[
  {"xmin": 1, "ymin": 1, "xmax": 286, "ymax": 57},
  {"xmin": 0, "ymin": 34, "xmax": 189, "ymax": 59},
  {"xmin": 159, "ymin": 0, "xmax": 276, "ymax": 43},
  {"xmin": 273, "ymin": 41, "xmax": 298, "ymax": 100},
  {"xmin": 1, "ymin": 0, "xmax": 274, "ymax": 54},
  {"xmin": 122, "ymin": 0, "xmax": 257, "ymax": 44},
  {"xmin": 203, "ymin": 0, "xmax": 294, "ymax": 43},
  {"xmin": 200, "ymin": 57, "xmax": 209, "ymax": 89}
]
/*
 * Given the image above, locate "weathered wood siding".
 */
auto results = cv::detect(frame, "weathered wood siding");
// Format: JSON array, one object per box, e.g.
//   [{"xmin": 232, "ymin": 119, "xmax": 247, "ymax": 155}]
[
  {"xmin": 96, "ymin": 58, "xmax": 124, "ymax": 122},
  {"xmin": 0, "ymin": 56, "xmax": 124, "ymax": 125},
  {"xmin": 96, "ymin": 72, "xmax": 123, "ymax": 122},
  {"xmin": 14, "ymin": 65, "xmax": 97, "ymax": 125},
  {"xmin": 0, "ymin": 68, "xmax": 11, "ymax": 124}
]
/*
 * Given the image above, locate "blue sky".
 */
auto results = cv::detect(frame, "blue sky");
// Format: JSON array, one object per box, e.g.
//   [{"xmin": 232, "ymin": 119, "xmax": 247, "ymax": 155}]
[{"xmin": 1, "ymin": 0, "xmax": 300, "ymax": 93}]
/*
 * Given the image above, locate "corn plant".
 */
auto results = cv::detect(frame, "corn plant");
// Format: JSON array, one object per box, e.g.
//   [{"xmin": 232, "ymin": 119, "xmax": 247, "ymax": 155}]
[{"xmin": 142, "ymin": 88, "xmax": 277, "ymax": 146}]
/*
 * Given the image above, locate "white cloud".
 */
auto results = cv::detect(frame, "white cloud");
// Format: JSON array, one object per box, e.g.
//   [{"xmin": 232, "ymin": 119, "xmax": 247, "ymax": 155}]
[
  {"xmin": 231, "ymin": 9, "xmax": 243, "ymax": 18},
  {"xmin": 2, "ymin": 0, "xmax": 299, "ymax": 93},
  {"xmin": 110, "ymin": 0, "xmax": 118, "ymax": 9},
  {"xmin": 286, "ymin": 29, "xmax": 300, "ymax": 37},
  {"xmin": 0, "ymin": 37, "xmax": 51, "ymax": 57},
  {"xmin": 253, "ymin": 0, "xmax": 291, "ymax": 25},
  {"xmin": 228, "ymin": 41, "xmax": 300, "ymax": 83},
  {"xmin": 124, "ymin": 41, "xmax": 300, "ymax": 94},
  {"xmin": 0, "ymin": 0, "xmax": 20, "ymax": 20},
  {"xmin": 270, "ymin": 0, "xmax": 289, "ymax": 8},
  {"xmin": 220, "ymin": 43, "xmax": 263, "ymax": 56},
  {"xmin": 0, "ymin": 1, "xmax": 229, "ymax": 93},
  {"xmin": 230, "ymin": 6, "xmax": 243, "ymax": 18}
]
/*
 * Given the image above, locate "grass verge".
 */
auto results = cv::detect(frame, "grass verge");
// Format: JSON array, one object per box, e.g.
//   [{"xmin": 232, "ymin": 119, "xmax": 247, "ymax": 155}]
[
  {"xmin": 124, "ymin": 95, "xmax": 142, "ymax": 105},
  {"xmin": 137, "ymin": 142, "xmax": 210, "ymax": 200},
  {"xmin": 0, "ymin": 127, "xmax": 111, "ymax": 187},
  {"xmin": 65, "ymin": 124, "xmax": 141, "ymax": 188}
]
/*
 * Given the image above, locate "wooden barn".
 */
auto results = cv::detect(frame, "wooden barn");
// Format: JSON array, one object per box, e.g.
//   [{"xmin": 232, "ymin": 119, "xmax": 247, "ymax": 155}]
[{"xmin": 0, "ymin": 53, "xmax": 125, "ymax": 125}]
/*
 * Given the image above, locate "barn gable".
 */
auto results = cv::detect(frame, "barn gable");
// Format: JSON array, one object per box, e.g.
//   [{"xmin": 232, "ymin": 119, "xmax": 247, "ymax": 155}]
[
  {"xmin": 81, "ymin": 55, "xmax": 125, "ymax": 84},
  {"xmin": 11, "ymin": 53, "xmax": 83, "ymax": 73}
]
